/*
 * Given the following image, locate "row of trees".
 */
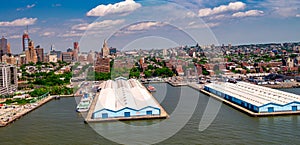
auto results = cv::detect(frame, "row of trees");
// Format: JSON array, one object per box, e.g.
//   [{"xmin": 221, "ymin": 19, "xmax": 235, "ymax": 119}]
[
  {"xmin": 29, "ymin": 86, "xmax": 73, "ymax": 97},
  {"xmin": 32, "ymin": 72, "xmax": 72, "ymax": 86},
  {"xmin": 86, "ymin": 71, "xmax": 111, "ymax": 81}
]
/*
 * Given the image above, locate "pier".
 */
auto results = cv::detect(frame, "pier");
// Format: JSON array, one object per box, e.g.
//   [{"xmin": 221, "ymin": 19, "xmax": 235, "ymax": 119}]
[
  {"xmin": 85, "ymin": 78, "xmax": 169, "ymax": 123},
  {"xmin": 203, "ymin": 82, "xmax": 300, "ymax": 117}
]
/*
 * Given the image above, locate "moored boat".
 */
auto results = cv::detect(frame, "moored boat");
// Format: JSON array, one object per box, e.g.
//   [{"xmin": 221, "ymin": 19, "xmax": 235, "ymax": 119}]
[{"xmin": 147, "ymin": 85, "xmax": 156, "ymax": 92}]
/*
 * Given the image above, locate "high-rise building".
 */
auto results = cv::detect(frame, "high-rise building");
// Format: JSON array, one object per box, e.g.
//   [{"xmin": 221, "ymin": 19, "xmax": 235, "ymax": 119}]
[
  {"xmin": 0, "ymin": 64, "xmax": 17, "ymax": 95},
  {"xmin": 74, "ymin": 42, "xmax": 79, "ymax": 52},
  {"xmin": 50, "ymin": 44, "xmax": 55, "ymax": 51},
  {"xmin": 0, "ymin": 36, "xmax": 8, "ymax": 59},
  {"xmin": 22, "ymin": 32, "xmax": 30, "ymax": 52},
  {"xmin": 95, "ymin": 57, "xmax": 110, "ymax": 73},
  {"xmin": 101, "ymin": 40, "xmax": 110, "ymax": 58},
  {"xmin": 25, "ymin": 40, "xmax": 38, "ymax": 64},
  {"xmin": 35, "ymin": 47, "xmax": 44, "ymax": 62},
  {"xmin": 7, "ymin": 43, "xmax": 11, "ymax": 54},
  {"xmin": 62, "ymin": 52, "xmax": 73, "ymax": 63}
]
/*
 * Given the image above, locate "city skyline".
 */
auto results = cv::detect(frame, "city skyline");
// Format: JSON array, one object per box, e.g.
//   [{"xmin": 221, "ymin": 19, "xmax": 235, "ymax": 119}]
[{"xmin": 0, "ymin": 0, "xmax": 300, "ymax": 53}]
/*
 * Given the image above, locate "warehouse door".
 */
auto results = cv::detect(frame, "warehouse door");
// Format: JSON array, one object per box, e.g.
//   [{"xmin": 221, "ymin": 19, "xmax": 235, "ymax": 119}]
[
  {"xmin": 124, "ymin": 112, "xmax": 131, "ymax": 117},
  {"xmin": 146, "ymin": 110, "xmax": 153, "ymax": 115},
  {"xmin": 292, "ymin": 106, "xmax": 298, "ymax": 111},
  {"xmin": 102, "ymin": 113, "xmax": 108, "ymax": 119},
  {"xmin": 268, "ymin": 107, "xmax": 274, "ymax": 112}
]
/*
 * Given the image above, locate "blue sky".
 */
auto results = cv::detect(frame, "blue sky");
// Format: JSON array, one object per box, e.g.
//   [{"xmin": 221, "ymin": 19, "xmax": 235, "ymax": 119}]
[{"xmin": 0, "ymin": 0, "xmax": 300, "ymax": 53}]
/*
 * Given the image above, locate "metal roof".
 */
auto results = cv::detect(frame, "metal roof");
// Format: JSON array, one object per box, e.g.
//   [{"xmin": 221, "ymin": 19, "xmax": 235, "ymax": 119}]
[
  {"xmin": 94, "ymin": 78, "xmax": 159, "ymax": 112},
  {"xmin": 205, "ymin": 82, "xmax": 300, "ymax": 107}
]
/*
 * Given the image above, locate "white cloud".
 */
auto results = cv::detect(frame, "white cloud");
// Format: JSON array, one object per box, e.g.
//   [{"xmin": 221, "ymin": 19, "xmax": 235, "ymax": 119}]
[
  {"xmin": 126, "ymin": 22, "xmax": 166, "ymax": 31},
  {"xmin": 114, "ymin": 21, "xmax": 166, "ymax": 36},
  {"xmin": 72, "ymin": 19, "xmax": 125, "ymax": 31},
  {"xmin": 296, "ymin": 14, "xmax": 300, "ymax": 17},
  {"xmin": 0, "ymin": 18, "xmax": 37, "ymax": 26},
  {"xmin": 198, "ymin": 1, "xmax": 246, "ymax": 17},
  {"xmin": 187, "ymin": 21, "xmax": 220, "ymax": 29},
  {"xmin": 59, "ymin": 31, "xmax": 84, "ymax": 37},
  {"xmin": 208, "ymin": 14, "xmax": 227, "ymax": 20},
  {"xmin": 86, "ymin": 0, "xmax": 141, "ymax": 16},
  {"xmin": 232, "ymin": 10, "xmax": 264, "ymax": 17},
  {"xmin": 260, "ymin": 0, "xmax": 300, "ymax": 17},
  {"xmin": 8, "ymin": 35, "xmax": 22, "ymax": 39},
  {"xmin": 41, "ymin": 32, "xmax": 55, "ymax": 37},
  {"xmin": 27, "ymin": 4, "xmax": 36, "ymax": 9},
  {"xmin": 17, "ymin": 4, "xmax": 36, "ymax": 11}
]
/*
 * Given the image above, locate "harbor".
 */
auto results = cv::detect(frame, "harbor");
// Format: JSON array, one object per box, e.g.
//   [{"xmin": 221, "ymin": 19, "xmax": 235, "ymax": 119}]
[{"xmin": 1, "ymin": 83, "xmax": 299, "ymax": 144}]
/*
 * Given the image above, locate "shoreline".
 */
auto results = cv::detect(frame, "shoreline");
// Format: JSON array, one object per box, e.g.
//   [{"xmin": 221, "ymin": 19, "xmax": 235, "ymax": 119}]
[{"xmin": 0, "ymin": 96, "xmax": 55, "ymax": 127}]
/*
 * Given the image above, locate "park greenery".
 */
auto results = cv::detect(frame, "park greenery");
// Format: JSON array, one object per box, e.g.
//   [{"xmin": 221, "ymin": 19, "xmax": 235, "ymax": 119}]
[
  {"xmin": 87, "ymin": 71, "xmax": 111, "ymax": 81},
  {"xmin": 18, "ymin": 61, "xmax": 75, "ymax": 99},
  {"xmin": 1, "ymin": 98, "xmax": 35, "ymax": 105}
]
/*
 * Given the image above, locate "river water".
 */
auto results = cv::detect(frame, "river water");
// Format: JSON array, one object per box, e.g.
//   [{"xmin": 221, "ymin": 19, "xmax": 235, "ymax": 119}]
[{"xmin": 0, "ymin": 83, "xmax": 299, "ymax": 144}]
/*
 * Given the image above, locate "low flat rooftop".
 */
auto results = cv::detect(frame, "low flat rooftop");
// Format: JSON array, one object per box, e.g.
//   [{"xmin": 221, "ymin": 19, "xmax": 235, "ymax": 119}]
[{"xmin": 205, "ymin": 82, "xmax": 300, "ymax": 107}]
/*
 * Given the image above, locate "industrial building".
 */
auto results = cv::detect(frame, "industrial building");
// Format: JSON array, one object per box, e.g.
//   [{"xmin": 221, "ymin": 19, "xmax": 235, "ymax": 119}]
[
  {"xmin": 204, "ymin": 82, "xmax": 300, "ymax": 113},
  {"xmin": 92, "ymin": 77, "xmax": 161, "ymax": 119}
]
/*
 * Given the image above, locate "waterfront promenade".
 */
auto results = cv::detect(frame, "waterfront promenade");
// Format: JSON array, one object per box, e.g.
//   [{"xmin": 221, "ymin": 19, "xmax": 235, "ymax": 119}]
[{"xmin": 0, "ymin": 95, "xmax": 54, "ymax": 127}]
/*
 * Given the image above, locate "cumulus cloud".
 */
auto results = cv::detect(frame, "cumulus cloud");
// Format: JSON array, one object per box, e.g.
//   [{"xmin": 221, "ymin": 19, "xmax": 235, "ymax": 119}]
[
  {"xmin": 41, "ymin": 32, "xmax": 55, "ymax": 37},
  {"xmin": 86, "ymin": 0, "xmax": 141, "ymax": 16},
  {"xmin": 0, "ymin": 18, "xmax": 37, "ymax": 26},
  {"xmin": 72, "ymin": 19, "xmax": 125, "ymax": 31},
  {"xmin": 126, "ymin": 22, "xmax": 166, "ymax": 31},
  {"xmin": 198, "ymin": 1, "xmax": 246, "ymax": 17},
  {"xmin": 232, "ymin": 10, "xmax": 264, "ymax": 17},
  {"xmin": 296, "ymin": 14, "xmax": 300, "ymax": 17}
]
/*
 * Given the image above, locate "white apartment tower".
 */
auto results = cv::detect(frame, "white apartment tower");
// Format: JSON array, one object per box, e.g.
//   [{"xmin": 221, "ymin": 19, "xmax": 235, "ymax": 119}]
[{"xmin": 0, "ymin": 64, "xmax": 17, "ymax": 95}]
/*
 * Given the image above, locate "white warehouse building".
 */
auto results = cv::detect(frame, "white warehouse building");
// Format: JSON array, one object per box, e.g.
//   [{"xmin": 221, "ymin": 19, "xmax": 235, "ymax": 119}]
[
  {"xmin": 92, "ymin": 77, "xmax": 161, "ymax": 119},
  {"xmin": 205, "ymin": 82, "xmax": 300, "ymax": 113}
]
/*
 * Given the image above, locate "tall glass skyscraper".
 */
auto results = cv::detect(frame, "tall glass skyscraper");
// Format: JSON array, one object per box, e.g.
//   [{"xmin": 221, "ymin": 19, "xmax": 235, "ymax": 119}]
[{"xmin": 22, "ymin": 32, "xmax": 30, "ymax": 52}]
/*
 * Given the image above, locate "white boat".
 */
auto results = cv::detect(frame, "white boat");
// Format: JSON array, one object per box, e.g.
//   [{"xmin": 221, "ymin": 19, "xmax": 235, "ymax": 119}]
[{"xmin": 76, "ymin": 93, "xmax": 93, "ymax": 112}]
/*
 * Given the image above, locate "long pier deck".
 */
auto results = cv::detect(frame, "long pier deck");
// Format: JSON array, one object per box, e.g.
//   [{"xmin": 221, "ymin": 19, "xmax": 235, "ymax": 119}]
[{"xmin": 201, "ymin": 89, "xmax": 300, "ymax": 117}]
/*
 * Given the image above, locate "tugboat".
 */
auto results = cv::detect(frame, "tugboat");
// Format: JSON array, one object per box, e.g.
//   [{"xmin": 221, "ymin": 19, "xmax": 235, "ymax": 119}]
[{"xmin": 147, "ymin": 85, "xmax": 156, "ymax": 92}]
